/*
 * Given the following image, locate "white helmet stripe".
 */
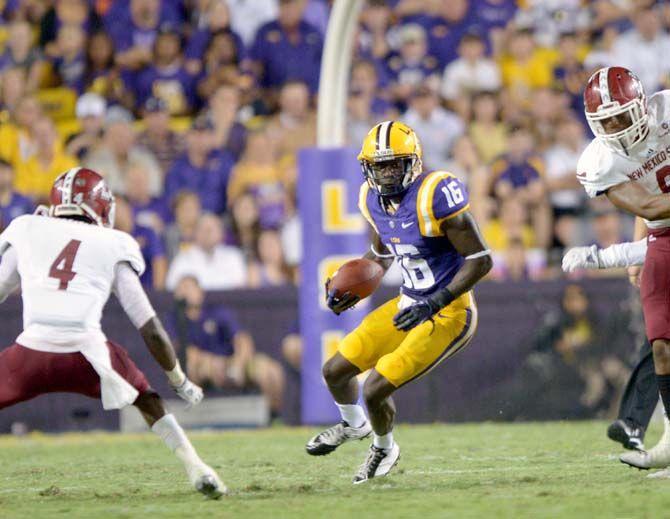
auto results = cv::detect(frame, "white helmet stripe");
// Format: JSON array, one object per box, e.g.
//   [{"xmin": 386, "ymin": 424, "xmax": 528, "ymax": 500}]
[
  {"xmin": 377, "ymin": 121, "xmax": 392, "ymax": 151},
  {"xmin": 61, "ymin": 167, "xmax": 81, "ymax": 204},
  {"xmin": 599, "ymin": 67, "xmax": 611, "ymax": 104}
]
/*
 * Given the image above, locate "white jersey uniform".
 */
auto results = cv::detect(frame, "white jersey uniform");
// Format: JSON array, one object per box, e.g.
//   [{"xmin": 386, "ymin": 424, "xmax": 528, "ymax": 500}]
[
  {"xmin": 577, "ymin": 90, "xmax": 670, "ymax": 229},
  {"xmin": 0, "ymin": 214, "xmax": 145, "ymax": 351}
]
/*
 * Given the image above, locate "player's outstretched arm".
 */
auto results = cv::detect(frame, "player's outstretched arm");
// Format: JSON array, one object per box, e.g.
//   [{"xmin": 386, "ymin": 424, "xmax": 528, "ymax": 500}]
[
  {"xmin": 393, "ymin": 211, "xmax": 492, "ymax": 332},
  {"xmin": 138, "ymin": 317, "xmax": 203, "ymax": 406},
  {"xmin": 607, "ymin": 180, "xmax": 670, "ymax": 221},
  {"xmin": 562, "ymin": 239, "xmax": 647, "ymax": 272},
  {"xmin": 326, "ymin": 230, "xmax": 392, "ymax": 315},
  {"xmin": 113, "ymin": 262, "xmax": 203, "ymax": 407}
]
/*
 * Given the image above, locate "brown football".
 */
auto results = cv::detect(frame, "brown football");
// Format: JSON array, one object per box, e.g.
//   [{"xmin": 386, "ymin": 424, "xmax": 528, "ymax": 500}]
[{"xmin": 330, "ymin": 258, "xmax": 384, "ymax": 299}]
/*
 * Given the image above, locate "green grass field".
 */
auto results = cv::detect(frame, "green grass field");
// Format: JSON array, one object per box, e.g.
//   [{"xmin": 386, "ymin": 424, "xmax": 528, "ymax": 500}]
[{"xmin": 0, "ymin": 421, "xmax": 667, "ymax": 518}]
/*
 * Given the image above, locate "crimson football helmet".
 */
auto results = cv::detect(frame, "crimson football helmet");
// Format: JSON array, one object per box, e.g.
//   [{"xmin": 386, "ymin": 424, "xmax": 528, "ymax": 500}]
[
  {"xmin": 48, "ymin": 167, "xmax": 116, "ymax": 227},
  {"xmin": 584, "ymin": 66, "xmax": 648, "ymax": 154}
]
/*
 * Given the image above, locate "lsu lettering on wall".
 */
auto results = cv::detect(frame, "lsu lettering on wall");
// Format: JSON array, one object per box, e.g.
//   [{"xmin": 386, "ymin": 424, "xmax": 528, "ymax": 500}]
[{"xmin": 297, "ymin": 147, "xmax": 370, "ymax": 424}]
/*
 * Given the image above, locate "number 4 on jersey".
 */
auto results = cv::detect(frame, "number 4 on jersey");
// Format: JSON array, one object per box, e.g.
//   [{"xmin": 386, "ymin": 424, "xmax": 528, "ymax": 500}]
[{"xmin": 49, "ymin": 239, "xmax": 82, "ymax": 290}]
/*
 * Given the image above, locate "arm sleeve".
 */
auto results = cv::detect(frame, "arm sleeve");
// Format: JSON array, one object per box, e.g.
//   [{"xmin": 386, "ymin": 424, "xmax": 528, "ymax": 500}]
[
  {"xmin": 598, "ymin": 239, "xmax": 647, "ymax": 268},
  {"xmin": 112, "ymin": 262, "xmax": 157, "ymax": 329},
  {"xmin": 0, "ymin": 246, "xmax": 20, "ymax": 303}
]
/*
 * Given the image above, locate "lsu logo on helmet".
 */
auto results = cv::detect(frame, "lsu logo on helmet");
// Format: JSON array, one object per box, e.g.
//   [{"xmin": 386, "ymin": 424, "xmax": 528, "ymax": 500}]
[{"xmin": 358, "ymin": 121, "xmax": 423, "ymax": 198}]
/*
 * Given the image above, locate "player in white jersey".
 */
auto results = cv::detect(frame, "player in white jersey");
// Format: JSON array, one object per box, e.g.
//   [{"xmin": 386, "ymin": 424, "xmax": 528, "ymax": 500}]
[
  {"xmin": 0, "ymin": 168, "xmax": 226, "ymax": 498},
  {"xmin": 577, "ymin": 66, "xmax": 670, "ymax": 472}
]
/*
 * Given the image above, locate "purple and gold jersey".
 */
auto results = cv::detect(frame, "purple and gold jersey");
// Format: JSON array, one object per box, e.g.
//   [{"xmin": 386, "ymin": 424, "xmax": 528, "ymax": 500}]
[{"xmin": 359, "ymin": 170, "xmax": 469, "ymax": 300}]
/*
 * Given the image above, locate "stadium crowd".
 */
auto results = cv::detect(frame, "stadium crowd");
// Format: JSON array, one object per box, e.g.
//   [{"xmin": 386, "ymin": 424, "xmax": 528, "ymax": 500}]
[
  {"xmin": 0, "ymin": 0, "xmax": 665, "ymax": 404},
  {"xmin": 2, "ymin": 0, "xmax": 668, "ymax": 287}
]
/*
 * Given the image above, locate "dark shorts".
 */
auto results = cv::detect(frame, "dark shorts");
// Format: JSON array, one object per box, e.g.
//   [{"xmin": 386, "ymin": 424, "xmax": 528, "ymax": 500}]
[
  {"xmin": 641, "ymin": 228, "xmax": 670, "ymax": 342},
  {"xmin": 0, "ymin": 341, "xmax": 150, "ymax": 410}
]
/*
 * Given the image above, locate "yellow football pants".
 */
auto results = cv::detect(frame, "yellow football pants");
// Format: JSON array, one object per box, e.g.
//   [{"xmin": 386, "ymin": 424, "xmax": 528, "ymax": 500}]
[{"xmin": 338, "ymin": 292, "xmax": 478, "ymax": 387}]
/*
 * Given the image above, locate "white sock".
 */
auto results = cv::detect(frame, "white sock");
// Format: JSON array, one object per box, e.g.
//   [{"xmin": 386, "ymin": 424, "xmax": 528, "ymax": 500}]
[
  {"xmin": 152, "ymin": 414, "xmax": 203, "ymax": 468},
  {"xmin": 373, "ymin": 432, "xmax": 394, "ymax": 450},
  {"xmin": 336, "ymin": 403, "xmax": 367, "ymax": 428}
]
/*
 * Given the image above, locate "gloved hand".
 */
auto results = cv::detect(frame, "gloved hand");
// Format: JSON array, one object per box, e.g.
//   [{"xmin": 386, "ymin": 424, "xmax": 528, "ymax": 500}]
[
  {"xmin": 393, "ymin": 298, "xmax": 441, "ymax": 332},
  {"xmin": 325, "ymin": 278, "xmax": 360, "ymax": 315},
  {"xmin": 171, "ymin": 377, "xmax": 204, "ymax": 408},
  {"xmin": 562, "ymin": 245, "xmax": 601, "ymax": 273}
]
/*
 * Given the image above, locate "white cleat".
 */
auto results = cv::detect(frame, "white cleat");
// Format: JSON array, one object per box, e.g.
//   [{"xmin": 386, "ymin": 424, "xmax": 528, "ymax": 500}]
[
  {"xmin": 352, "ymin": 442, "xmax": 400, "ymax": 484},
  {"xmin": 620, "ymin": 417, "xmax": 670, "ymax": 470},
  {"xmin": 188, "ymin": 463, "xmax": 227, "ymax": 499},
  {"xmin": 306, "ymin": 421, "xmax": 372, "ymax": 456}
]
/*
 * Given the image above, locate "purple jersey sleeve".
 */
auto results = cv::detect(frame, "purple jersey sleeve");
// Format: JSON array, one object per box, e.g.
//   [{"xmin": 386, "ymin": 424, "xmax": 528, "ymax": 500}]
[
  {"xmin": 418, "ymin": 173, "xmax": 470, "ymax": 237},
  {"xmin": 431, "ymin": 174, "xmax": 470, "ymax": 220}
]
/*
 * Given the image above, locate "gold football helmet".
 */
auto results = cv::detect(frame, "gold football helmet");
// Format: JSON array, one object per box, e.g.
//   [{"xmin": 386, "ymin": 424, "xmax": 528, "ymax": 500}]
[{"xmin": 358, "ymin": 121, "xmax": 423, "ymax": 197}]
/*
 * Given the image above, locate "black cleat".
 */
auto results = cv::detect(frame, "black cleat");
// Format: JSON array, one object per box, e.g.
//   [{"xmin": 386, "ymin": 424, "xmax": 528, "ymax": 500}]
[
  {"xmin": 608, "ymin": 419, "xmax": 644, "ymax": 451},
  {"xmin": 306, "ymin": 421, "xmax": 372, "ymax": 456}
]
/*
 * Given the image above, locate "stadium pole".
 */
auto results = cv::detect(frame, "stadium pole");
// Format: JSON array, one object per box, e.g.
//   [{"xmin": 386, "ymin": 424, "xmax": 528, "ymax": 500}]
[{"xmin": 317, "ymin": 0, "xmax": 365, "ymax": 147}]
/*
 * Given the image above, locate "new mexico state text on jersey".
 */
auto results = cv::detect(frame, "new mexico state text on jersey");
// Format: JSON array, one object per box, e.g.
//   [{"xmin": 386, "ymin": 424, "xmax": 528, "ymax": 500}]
[{"xmin": 578, "ymin": 90, "xmax": 670, "ymax": 229}]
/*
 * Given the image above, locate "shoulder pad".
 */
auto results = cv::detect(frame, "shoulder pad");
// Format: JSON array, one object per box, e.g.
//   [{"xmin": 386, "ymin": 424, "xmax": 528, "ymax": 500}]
[
  {"xmin": 576, "ymin": 140, "xmax": 627, "ymax": 198},
  {"xmin": 416, "ymin": 171, "xmax": 469, "ymax": 237},
  {"xmin": 115, "ymin": 231, "xmax": 146, "ymax": 276}
]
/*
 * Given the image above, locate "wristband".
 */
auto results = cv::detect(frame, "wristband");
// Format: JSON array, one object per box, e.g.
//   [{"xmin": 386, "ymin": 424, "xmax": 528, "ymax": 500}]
[
  {"xmin": 429, "ymin": 288, "xmax": 456, "ymax": 311},
  {"xmin": 166, "ymin": 361, "xmax": 186, "ymax": 386}
]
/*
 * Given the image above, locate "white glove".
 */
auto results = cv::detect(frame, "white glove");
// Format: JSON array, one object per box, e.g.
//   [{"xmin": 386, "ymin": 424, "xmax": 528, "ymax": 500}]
[
  {"xmin": 171, "ymin": 378, "xmax": 204, "ymax": 408},
  {"xmin": 562, "ymin": 245, "xmax": 601, "ymax": 273}
]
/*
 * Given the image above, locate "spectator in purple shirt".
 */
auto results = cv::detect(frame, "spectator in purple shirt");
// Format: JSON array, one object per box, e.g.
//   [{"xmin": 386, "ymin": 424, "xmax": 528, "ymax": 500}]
[
  {"xmin": 357, "ymin": 0, "xmax": 394, "ymax": 64},
  {"xmin": 491, "ymin": 123, "xmax": 552, "ymax": 249},
  {"xmin": 133, "ymin": 24, "xmax": 198, "ymax": 115},
  {"xmin": 124, "ymin": 164, "xmax": 171, "ymax": 234},
  {"xmin": 83, "ymin": 31, "xmax": 135, "ymax": 109},
  {"xmin": 49, "ymin": 23, "xmax": 87, "ymax": 94},
  {"xmin": 165, "ymin": 114, "xmax": 235, "ymax": 215},
  {"xmin": 184, "ymin": 0, "xmax": 246, "ymax": 76},
  {"xmin": 250, "ymin": 0, "xmax": 323, "ymax": 94},
  {"xmin": 351, "ymin": 59, "xmax": 394, "ymax": 117},
  {"xmin": 0, "ymin": 21, "xmax": 42, "ymax": 91},
  {"xmin": 197, "ymin": 29, "xmax": 249, "ymax": 100},
  {"xmin": 0, "ymin": 159, "xmax": 33, "ymax": 232},
  {"xmin": 401, "ymin": 0, "xmax": 479, "ymax": 67},
  {"xmin": 136, "ymin": 96, "xmax": 185, "ymax": 174},
  {"xmin": 39, "ymin": 0, "xmax": 102, "ymax": 54},
  {"xmin": 169, "ymin": 275, "xmax": 285, "ymax": 416},
  {"xmin": 207, "ymin": 84, "xmax": 247, "ymax": 161},
  {"xmin": 347, "ymin": 59, "xmax": 397, "ymax": 149},
  {"xmin": 471, "ymin": 0, "xmax": 516, "ymax": 30},
  {"xmin": 108, "ymin": 0, "xmax": 164, "ymax": 70},
  {"xmin": 386, "ymin": 24, "xmax": 441, "ymax": 108},
  {"xmin": 114, "ymin": 195, "xmax": 167, "ymax": 290}
]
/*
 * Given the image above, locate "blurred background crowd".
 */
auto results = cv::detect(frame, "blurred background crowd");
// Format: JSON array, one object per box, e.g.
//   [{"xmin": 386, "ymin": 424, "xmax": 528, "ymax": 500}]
[{"xmin": 0, "ymin": 0, "xmax": 664, "ymax": 418}]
